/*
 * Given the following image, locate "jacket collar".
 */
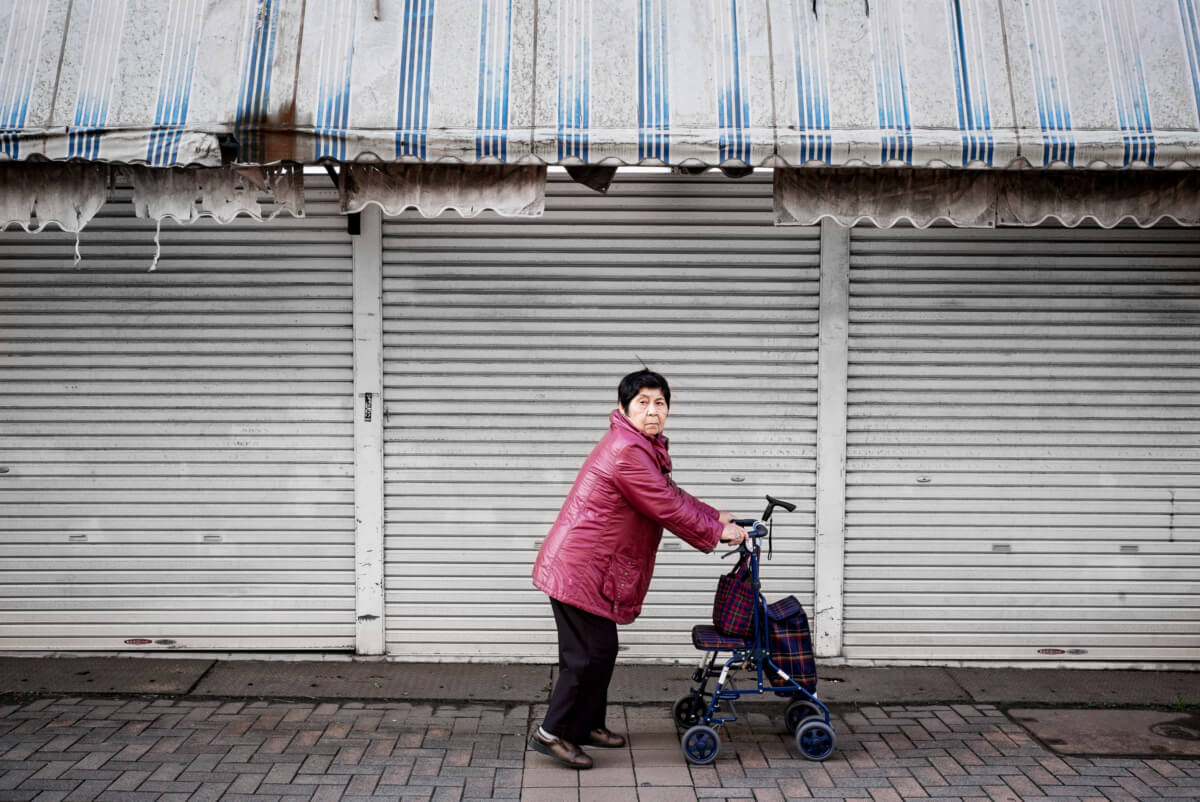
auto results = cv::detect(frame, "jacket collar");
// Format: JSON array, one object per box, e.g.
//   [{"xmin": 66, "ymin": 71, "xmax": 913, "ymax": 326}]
[{"xmin": 610, "ymin": 409, "xmax": 672, "ymax": 473}]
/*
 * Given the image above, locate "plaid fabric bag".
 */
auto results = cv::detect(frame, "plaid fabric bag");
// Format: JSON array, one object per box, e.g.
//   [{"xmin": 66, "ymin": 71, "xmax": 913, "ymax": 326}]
[
  {"xmin": 711, "ymin": 553, "xmax": 755, "ymax": 638},
  {"xmin": 766, "ymin": 596, "xmax": 817, "ymax": 692}
]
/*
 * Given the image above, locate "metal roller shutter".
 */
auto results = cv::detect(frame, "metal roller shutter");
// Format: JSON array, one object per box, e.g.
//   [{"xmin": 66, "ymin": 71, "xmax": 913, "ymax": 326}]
[
  {"xmin": 845, "ymin": 226, "xmax": 1200, "ymax": 662},
  {"xmin": 0, "ymin": 181, "xmax": 356, "ymax": 651},
  {"xmin": 382, "ymin": 172, "xmax": 819, "ymax": 661}
]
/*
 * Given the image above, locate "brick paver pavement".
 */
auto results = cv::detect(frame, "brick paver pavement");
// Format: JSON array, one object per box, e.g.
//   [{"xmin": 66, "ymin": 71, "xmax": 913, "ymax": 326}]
[{"xmin": 1, "ymin": 697, "xmax": 1197, "ymax": 801}]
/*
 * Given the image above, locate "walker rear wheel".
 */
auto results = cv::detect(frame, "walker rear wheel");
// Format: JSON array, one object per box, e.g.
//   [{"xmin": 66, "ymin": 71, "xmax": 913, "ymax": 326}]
[
  {"xmin": 784, "ymin": 699, "xmax": 823, "ymax": 733},
  {"xmin": 680, "ymin": 724, "xmax": 721, "ymax": 765},
  {"xmin": 673, "ymin": 694, "xmax": 707, "ymax": 729}
]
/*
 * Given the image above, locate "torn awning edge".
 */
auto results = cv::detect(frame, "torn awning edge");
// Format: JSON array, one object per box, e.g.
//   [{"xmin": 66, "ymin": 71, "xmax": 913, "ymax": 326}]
[
  {"xmin": 338, "ymin": 163, "xmax": 546, "ymax": 218},
  {"xmin": 0, "ymin": 163, "xmax": 110, "ymax": 235},
  {"xmin": 8, "ymin": 161, "xmax": 1200, "ymax": 255},
  {"xmin": 0, "ymin": 162, "xmax": 544, "ymax": 267},
  {"xmin": 0, "ymin": 162, "xmax": 545, "ymax": 231},
  {"xmin": 122, "ymin": 164, "xmax": 307, "ymax": 270},
  {"xmin": 123, "ymin": 164, "xmax": 306, "ymax": 225},
  {"xmin": 0, "ymin": 162, "xmax": 306, "ymax": 266},
  {"xmin": 0, "ymin": 163, "xmax": 545, "ymax": 250},
  {"xmin": 0, "ymin": 163, "xmax": 306, "ymax": 233},
  {"xmin": 773, "ymin": 168, "xmax": 1200, "ymax": 229}
]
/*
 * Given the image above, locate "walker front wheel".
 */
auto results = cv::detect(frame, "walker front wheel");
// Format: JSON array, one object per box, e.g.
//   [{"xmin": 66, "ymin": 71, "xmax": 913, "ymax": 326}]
[
  {"xmin": 673, "ymin": 694, "xmax": 707, "ymax": 729},
  {"xmin": 680, "ymin": 724, "xmax": 721, "ymax": 765},
  {"xmin": 795, "ymin": 720, "xmax": 836, "ymax": 761}
]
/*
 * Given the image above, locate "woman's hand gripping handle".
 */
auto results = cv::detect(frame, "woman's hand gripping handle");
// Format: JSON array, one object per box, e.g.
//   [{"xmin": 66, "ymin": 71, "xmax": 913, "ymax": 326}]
[
  {"xmin": 720, "ymin": 518, "xmax": 767, "ymax": 557},
  {"xmin": 719, "ymin": 520, "xmax": 750, "ymax": 547},
  {"xmin": 715, "ymin": 510, "xmax": 746, "ymax": 548}
]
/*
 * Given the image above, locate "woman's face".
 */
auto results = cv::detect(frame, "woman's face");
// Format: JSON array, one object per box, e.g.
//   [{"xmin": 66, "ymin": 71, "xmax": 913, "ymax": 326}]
[{"xmin": 624, "ymin": 387, "xmax": 670, "ymax": 436}]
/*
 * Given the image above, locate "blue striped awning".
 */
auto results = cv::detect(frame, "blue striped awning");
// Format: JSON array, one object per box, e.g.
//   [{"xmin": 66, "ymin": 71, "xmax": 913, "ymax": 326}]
[{"xmin": 3, "ymin": 0, "xmax": 1200, "ymax": 170}]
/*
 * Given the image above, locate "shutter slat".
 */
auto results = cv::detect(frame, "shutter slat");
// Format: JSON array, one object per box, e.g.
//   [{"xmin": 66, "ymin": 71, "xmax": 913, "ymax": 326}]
[
  {"xmin": 844, "ymin": 226, "xmax": 1200, "ymax": 662},
  {"xmin": 0, "ymin": 179, "xmax": 356, "ymax": 651},
  {"xmin": 382, "ymin": 174, "xmax": 819, "ymax": 661}
]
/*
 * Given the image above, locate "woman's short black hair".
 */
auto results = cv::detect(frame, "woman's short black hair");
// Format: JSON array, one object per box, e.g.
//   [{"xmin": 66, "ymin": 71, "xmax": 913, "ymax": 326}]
[{"xmin": 618, "ymin": 369, "xmax": 671, "ymax": 412}]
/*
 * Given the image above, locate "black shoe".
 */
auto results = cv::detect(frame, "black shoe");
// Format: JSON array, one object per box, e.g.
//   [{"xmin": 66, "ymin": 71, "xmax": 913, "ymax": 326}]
[
  {"xmin": 587, "ymin": 727, "xmax": 626, "ymax": 748},
  {"xmin": 528, "ymin": 730, "xmax": 593, "ymax": 769}
]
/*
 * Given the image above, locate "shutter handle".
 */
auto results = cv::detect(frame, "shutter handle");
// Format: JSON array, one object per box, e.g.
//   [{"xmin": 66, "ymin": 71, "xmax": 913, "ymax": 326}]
[{"xmin": 0, "ymin": 467, "xmax": 9, "ymax": 474}]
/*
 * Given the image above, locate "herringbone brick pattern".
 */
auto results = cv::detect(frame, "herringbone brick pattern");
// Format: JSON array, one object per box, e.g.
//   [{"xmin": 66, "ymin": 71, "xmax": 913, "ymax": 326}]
[
  {"xmin": 523, "ymin": 702, "xmax": 1200, "ymax": 801},
  {"xmin": 1, "ymin": 698, "xmax": 1197, "ymax": 801},
  {"xmin": 0, "ymin": 698, "xmax": 528, "ymax": 801}
]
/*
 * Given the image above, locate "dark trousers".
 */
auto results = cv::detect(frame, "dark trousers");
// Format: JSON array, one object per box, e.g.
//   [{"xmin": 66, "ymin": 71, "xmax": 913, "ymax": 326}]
[{"xmin": 541, "ymin": 598, "xmax": 619, "ymax": 744}]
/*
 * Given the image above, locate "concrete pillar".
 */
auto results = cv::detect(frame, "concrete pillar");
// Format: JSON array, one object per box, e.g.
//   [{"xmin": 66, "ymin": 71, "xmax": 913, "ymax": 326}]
[
  {"xmin": 352, "ymin": 205, "xmax": 385, "ymax": 655},
  {"xmin": 813, "ymin": 219, "xmax": 850, "ymax": 658}
]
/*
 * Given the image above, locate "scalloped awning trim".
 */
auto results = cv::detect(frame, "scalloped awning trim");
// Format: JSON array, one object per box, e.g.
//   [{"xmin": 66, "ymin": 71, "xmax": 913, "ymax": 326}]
[{"xmin": 775, "ymin": 168, "xmax": 1200, "ymax": 229}]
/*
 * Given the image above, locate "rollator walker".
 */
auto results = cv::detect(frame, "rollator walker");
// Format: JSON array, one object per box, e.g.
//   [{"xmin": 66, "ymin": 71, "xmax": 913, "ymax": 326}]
[{"xmin": 674, "ymin": 495, "xmax": 836, "ymax": 764}]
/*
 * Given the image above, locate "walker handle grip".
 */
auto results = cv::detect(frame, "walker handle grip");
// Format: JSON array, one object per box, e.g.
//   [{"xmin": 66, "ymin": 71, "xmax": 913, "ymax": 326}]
[
  {"xmin": 766, "ymin": 495, "xmax": 797, "ymax": 513},
  {"xmin": 761, "ymin": 495, "xmax": 797, "ymax": 521}
]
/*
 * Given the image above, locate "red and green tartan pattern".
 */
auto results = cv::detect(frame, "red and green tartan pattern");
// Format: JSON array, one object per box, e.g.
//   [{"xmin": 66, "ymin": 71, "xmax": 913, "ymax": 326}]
[
  {"xmin": 691, "ymin": 623, "xmax": 751, "ymax": 650},
  {"xmin": 766, "ymin": 596, "xmax": 817, "ymax": 692},
  {"xmin": 711, "ymin": 554, "xmax": 756, "ymax": 638}
]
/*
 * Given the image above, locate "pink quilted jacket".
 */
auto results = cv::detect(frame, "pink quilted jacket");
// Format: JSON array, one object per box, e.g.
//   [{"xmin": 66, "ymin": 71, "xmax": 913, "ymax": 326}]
[{"xmin": 532, "ymin": 410, "xmax": 723, "ymax": 624}]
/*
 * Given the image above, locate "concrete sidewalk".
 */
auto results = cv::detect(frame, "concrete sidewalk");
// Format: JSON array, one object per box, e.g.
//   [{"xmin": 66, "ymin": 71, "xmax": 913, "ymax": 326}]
[
  {"xmin": 1, "ymin": 656, "xmax": 1196, "ymax": 708},
  {"xmin": 1, "ymin": 656, "xmax": 1197, "ymax": 801}
]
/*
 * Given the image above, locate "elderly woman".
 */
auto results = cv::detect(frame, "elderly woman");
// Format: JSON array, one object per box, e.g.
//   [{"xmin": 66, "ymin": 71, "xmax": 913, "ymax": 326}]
[{"xmin": 528, "ymin": 369, "xmax": 749, "ymax": 769}]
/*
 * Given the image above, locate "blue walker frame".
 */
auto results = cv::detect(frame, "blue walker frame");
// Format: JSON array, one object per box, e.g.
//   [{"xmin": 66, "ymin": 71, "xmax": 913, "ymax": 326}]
[{"xmin": 675, "ymin": 495, "xmax": 837, "ymax": 764}]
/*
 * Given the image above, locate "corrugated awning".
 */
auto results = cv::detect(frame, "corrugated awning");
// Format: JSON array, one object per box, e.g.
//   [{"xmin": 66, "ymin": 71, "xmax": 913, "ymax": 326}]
[{"xmin": 4, "ymin": 0, "xmax": 1200, "ymax": 171}]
